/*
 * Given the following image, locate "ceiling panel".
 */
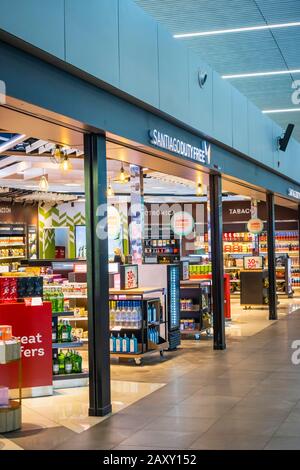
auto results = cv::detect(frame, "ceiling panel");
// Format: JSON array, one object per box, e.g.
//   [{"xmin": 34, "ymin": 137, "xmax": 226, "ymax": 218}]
[{"xmin": 134, "ymin": 0, "xmax": 300, "ymax": 141}]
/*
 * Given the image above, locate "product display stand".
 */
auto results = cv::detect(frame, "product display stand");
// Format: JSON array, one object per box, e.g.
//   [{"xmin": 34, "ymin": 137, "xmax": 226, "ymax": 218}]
[
  {"xmin": 109, "ymin": 287, "xmax": 168, "ymax": 365},
  {"xmin": 179, "ymin": 279, "xmax": 212, "ymax": 339},
  {"xmin": 240, "ymin": 269, "xmax": 269, "ymax": 308},
  {"xmin": 0, "ymin": 339, "xmax": 22, "ymax": 433}
]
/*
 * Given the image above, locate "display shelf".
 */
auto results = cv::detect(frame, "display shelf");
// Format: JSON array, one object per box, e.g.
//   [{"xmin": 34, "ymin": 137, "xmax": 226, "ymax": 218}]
[
  {"xmin": 109, "ymin": 287, "xmax": 165, "ymax": 296},
  {"xmin": 0, "ymin": 256, "xmax": 26, "ymax": 260},
  {"xmin": 63, "ymin": 316, "xmax": 88, "ymax": 321},
  {"xmin": 52, "ymin": 341, "xmax": 83, "ymax": 349},
  {"xmin": 52, "ymin": 311, "xmax": 75, "ymax": 317},
  {"xmin": 0, "ymin": 243, "xmax": 26, "ymax": 247},
  {"xmin": 53, "ymin": 370, "xmax": 89, "ymax": 380},
  {"xmin": 63, "ymin": 295, "xmax": 88, "ymax": 299}
]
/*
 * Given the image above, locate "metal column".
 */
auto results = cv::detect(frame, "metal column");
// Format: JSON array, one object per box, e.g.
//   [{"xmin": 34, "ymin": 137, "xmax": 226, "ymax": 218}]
[
  {"xmin": 209, "ymin": 173, "xmax": 226, "ymax": 350},
  {"xmin": 266, "ymin": 192, "xmax": 277, "ymax": 320},
  {"xmin": 84, "ymin": 133, "xmax": 112, "ymax": 416}
]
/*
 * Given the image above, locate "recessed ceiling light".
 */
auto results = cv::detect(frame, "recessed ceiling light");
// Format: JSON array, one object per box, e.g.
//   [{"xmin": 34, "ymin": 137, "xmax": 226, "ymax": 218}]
[
  {"xmin": 223, "ymin": 69, "xmax": 300, "ymax": 79},
  {"xmin": 262, "ymin": 108, "xmax": 300, "ymax": 114},
  {"xmin": 174, "ymin": 21, "xmax": 300, "ymax": 39},
  {"xmin": 65, "ymin": 183, "xmax": 80, "ymax": 187}
]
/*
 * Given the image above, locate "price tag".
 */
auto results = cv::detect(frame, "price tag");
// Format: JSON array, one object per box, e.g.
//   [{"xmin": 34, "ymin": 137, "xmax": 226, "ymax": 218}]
[
  {"xmin": 31, "ymin": 297, "xmax": 43, "ymax": 306},
  {"xmin": 111, "ymin": 326, "xmax": 122, "ymax": 331}
]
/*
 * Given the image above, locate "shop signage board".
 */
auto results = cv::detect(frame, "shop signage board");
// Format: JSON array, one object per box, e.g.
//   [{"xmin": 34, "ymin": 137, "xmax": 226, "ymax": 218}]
[
  {"xmin": 149, "ymin": 129, "xmax": 210, "ymax": 165},
  {"xmin": 0, "ymin": 302, "xmax": 52, "ymax": 389},
  {"xmin": 247, "ymin": 218, "xmax": 264, "ymax": 234},
  {"xmin": 288, "ymin": 188, "xmax": 300, "ymax": 200},
  {"xmin": 120, "ymin": 264, "xmax": 139, "ymax": 290},
  {"xmin": 243, "ymin": 256, "xmax": 264, "ymax": 270}
]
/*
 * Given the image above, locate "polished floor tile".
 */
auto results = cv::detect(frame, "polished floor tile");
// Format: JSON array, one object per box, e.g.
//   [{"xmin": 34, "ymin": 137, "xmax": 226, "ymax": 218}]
[{"xmin": 5, "ymin": 299, "xmax": 300, "ymax": 450}]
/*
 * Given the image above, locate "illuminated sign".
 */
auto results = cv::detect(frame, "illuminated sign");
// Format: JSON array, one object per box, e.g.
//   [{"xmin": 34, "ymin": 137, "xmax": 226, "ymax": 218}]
[{"xmin": 149, "ymin": 129, "xmax": 210, "ymax": 165}]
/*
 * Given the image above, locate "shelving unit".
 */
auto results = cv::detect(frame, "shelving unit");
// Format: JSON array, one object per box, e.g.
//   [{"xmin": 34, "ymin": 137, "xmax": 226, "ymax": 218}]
[
  {"xmin": 109, "ymin": 287, "xmax": 168, "ymax": 365},
  {"xmin": 240, "ymin": 270, "xmax": 269, "ymax": 307},
  {"xmin": 179, "ymin": 280, "xmax": 212, "ymax": 339}
]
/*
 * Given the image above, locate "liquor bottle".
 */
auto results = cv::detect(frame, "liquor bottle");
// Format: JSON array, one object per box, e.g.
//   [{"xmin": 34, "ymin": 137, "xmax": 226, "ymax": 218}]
[
  {"xmin": 61, "ymin": 320, "xmax": 69, "ymax": 343},
  {"xmin": 52, "ymin": 320, "xmax": 57, "ymax": 343},
  {"xmin": 110, "ymin": 301, "xmax": 115, "ymax": 329},
  {"xmin": 115, "ymin": 302, "xmax": 121, "ymax": 328},
  {"xmin": 66, "ymin": 320, "xmax": 72, "ymax": 342},
  {"xmin": 116, "ymin": 333, "xmax": 122, "ymax": 352},
  {"xmin": 130, "ymin": 334, "xmax": 138, "ymax": 353},
  {"xmin": 65, "ymin": 350, "xmax": 73, "ymax": 374},
  {"xmin": 122, "ymin": 334, "xmax": 129, "ymax": 353},
  {"xmin": 57, "ymin": 319, "xmax": 63, "ymax": 342},
  {"xmin": 131, "ymin": 301, "xmax": 138, "ymax": 329},
  {"xmin": 72, "ymin": 351, "xmax": 82, "ymax": 373},
  {"xmin": 110, "ymin": 333, "xmax": 116, "ymax": 352},
  {"xmin": 58, "ymin": 350, "xmax": 65, "ymax": 374},
  {"xmin": 58, "ymin": 288, "xmax": 64, "ymax": 313},
  {"xmin": 53, "ymin": 352, "xmax": 59, "ymax": 375}
]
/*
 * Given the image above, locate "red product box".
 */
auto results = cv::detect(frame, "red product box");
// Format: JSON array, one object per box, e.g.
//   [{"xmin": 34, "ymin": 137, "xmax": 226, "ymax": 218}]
[{"xmin": 0, "ymin": 277, "xmax": 17, "ymax": 303}]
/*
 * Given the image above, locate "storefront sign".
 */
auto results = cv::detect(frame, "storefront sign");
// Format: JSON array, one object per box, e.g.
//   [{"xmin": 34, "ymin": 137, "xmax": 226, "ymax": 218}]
[
  {"xmin": 149, "ymin": 129, "xmax": 210, "ymax": 165},
  {"xmin": 288, "ymin": 188, "xmax": 300, "ymax": 200},
  {"xmin": 171, "ymin": 211, "xmax": 194, "ymax": 237},
  {"xmin": 247, "ymin": 218, "xmax": 264, "ymax": 234},
  {"xmin": 0, "ymin": 302, "xmax": 52, "ymax": 389}
]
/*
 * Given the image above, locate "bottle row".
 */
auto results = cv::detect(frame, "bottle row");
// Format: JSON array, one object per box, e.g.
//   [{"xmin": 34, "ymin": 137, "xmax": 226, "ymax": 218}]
[
  {"xmin": 53, "ymin": 349, "xmax": 82, "ymax": 375},
  {"xmin": 52, "ymin": 320, "xmax": 73, "ymax": 343},
  {"xmin": 109, "ymin": 300, "xmax": 143, "ymax": 330},
  {"xmin": 110, "ymin": 333, "xmax": 138, "ymax": 353},
  {"xmin": 44, "ymin": 287, "xmax": 65, "ymax": 312}
]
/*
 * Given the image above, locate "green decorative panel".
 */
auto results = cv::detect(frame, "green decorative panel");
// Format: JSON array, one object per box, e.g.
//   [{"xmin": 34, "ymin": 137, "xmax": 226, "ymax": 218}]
[{"xmin": 38, "ymin": 203, "xmax": 86, "ymax": 259}]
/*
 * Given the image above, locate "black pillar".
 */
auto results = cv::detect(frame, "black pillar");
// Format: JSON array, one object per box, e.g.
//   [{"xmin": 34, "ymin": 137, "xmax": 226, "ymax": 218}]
[
  {"xmin": 209, "ymin": 173, "xmax": 226, "ymax": 350},
  {"xmin": 84, "ymin": 133, "xmax": 112, "ymax": 417},
  {"xmin": 298, "ymin": 205, "xmax": 300, "ymax": 272},
  {"xmin": 266, "ymin": 192, "xmax": 277, "ymax": 320}
]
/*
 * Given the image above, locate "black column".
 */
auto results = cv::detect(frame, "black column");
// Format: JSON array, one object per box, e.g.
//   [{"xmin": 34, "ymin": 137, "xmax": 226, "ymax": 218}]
[
  {"xmin": 298, "ymin": 205, "xmax": 300, "ymax": 273},
  {"xmin": 84, "ymin": 133, "xmax": 112, "ymax": 417},
  {"xmin": 209, "ymin": 173, "xmax": 226, "ymax": 350},
  {"xmin": 266, "ymin": 192, "xmax": 277, "ymax": 320}
]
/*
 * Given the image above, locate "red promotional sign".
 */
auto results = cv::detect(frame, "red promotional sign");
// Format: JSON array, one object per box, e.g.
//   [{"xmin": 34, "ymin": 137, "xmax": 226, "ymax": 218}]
[{"xmin": 0, "ymin": 302, "xmax": 52, "ymax": 389}]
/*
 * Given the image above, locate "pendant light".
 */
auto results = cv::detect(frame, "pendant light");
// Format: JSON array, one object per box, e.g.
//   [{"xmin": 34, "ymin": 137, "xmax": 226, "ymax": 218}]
[
  {"xmin": 107, "ymin": 179, "xmax": 114, "ymax": 197},
  {"xmin": 39, "ymin": 174, "xmax": 49, "ymax": 192},
  {"xmin": 60, "ymin": 155, "xmax": 72, "ymax": 172},
  {"xmin": 119, "ymin": 164, "xmax": 126, "ymax": 183},
  {"xmin": 196, "ymin": 182, "xmax": 202, "ymax": 196}
]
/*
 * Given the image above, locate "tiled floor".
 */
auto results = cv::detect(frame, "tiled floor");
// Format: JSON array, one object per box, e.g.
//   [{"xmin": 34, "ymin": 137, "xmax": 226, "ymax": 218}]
[{"xmin": 3, "ymin": 298, "xmax": 300, "ymax": 450}]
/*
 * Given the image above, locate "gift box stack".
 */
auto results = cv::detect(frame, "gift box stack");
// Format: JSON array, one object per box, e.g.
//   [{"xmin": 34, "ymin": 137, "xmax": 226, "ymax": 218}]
[
  {"xmin": 0, "ymin": 325, "xmax": 21, "ymax": 363},
  {"xmin": 0, "ymin": 276, "xmax": 43, "ymax": 302}
]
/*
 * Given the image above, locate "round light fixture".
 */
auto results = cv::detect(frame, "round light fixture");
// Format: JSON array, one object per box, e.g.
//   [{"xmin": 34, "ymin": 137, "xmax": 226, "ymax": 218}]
[
  {"xmin": 196, "ymin": 182, "xmax": 202, "ymax": 196},
  {"xmin": 39, "ymin": 175, "xmax": 49, "ymax": 192},
  {"xmin": 60, "ymin": 156, "xmax": 72, "ymax": 172},
  {"xmin": 107, "ymin": 179, "xmax": 115, "ymax": 197}
]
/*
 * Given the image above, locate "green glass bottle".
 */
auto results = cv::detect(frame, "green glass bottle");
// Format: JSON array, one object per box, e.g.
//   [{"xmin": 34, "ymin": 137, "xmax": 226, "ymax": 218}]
[
  {"xmin": 73, "ymin": 351, "xmax": 82, "ymax": 373},
  {"xmin": 58, "ymin": 350, "xmax": 65, "ymax": 374},
  {"xmin": 61, "ymin": 320, "xmax": 69, "ymax": 343},
  {"xmin": 64, "ymin": 349, "xmax": 72, "ymax": 374},
  {"xmin": 52, "ymin": 352, "xmax": 59, "ymax": 375}
]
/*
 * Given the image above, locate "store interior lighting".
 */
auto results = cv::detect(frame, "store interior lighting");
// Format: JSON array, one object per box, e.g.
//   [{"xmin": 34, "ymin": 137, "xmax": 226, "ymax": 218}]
[{"xmin": 38, "ymin": 174, "xmax": 49, "ymax": 192}]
